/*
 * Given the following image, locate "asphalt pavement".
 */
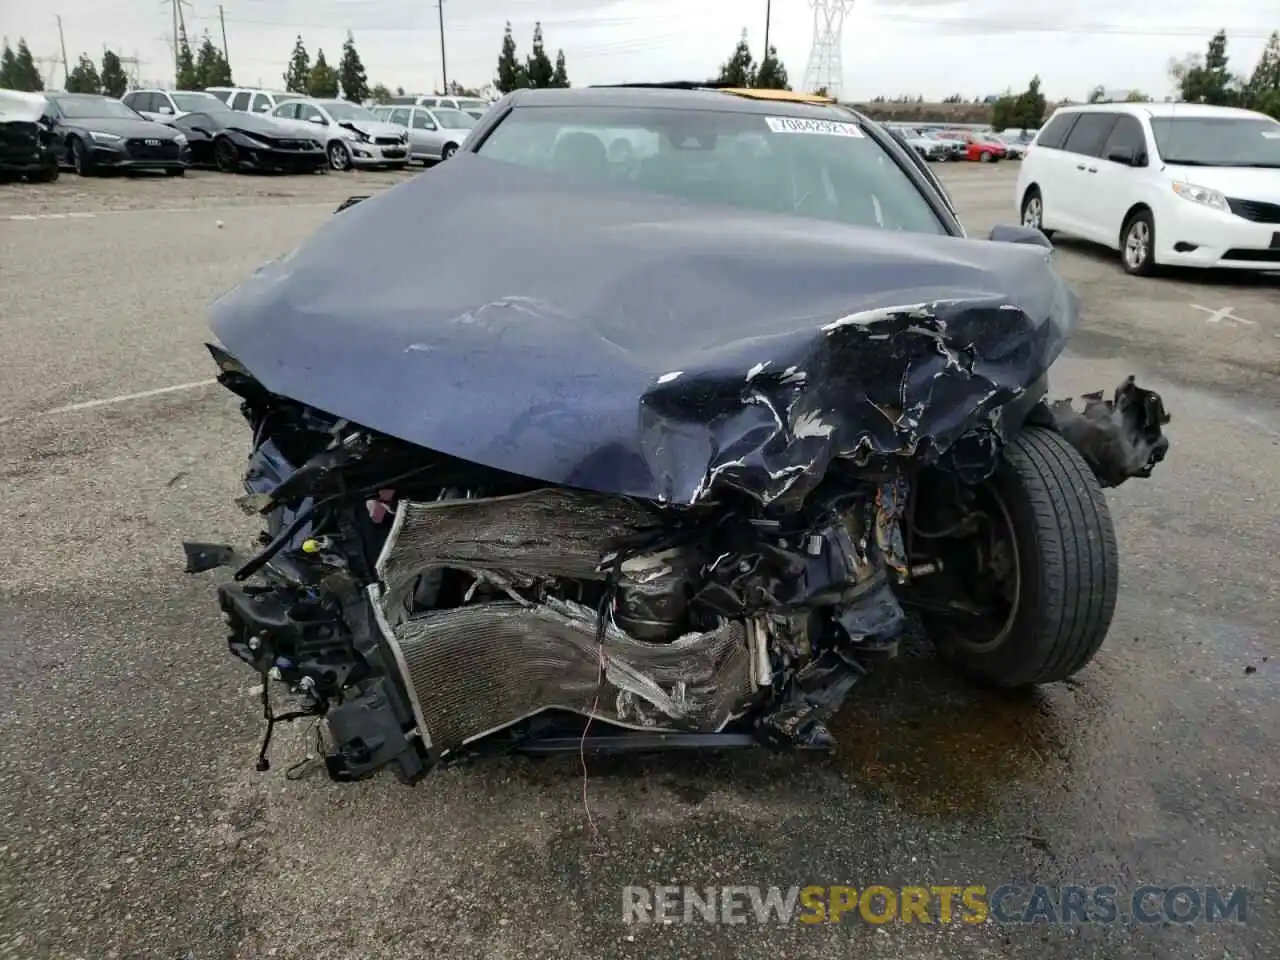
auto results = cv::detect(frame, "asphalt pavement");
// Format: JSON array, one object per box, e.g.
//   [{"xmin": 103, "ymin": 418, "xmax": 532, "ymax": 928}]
[{"xmin": 0, "ymin": 164, "xmax": 1276, "ymax": 960}]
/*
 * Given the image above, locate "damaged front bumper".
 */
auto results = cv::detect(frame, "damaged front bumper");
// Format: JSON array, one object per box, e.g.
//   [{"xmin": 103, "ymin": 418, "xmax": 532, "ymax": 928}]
[{"xmin": 187, "ymin": 346, "xmax": 1170, "ymax": 785}]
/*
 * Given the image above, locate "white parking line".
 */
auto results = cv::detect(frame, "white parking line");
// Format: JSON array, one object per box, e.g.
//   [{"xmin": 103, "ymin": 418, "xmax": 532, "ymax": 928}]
[
  {"xmin": 1191, "ymin": 304, "xmax": 1255, "ymax": 326},
  {"xmin": 0, "ymin": 379, "xmax": 219, "ymax": 425}
]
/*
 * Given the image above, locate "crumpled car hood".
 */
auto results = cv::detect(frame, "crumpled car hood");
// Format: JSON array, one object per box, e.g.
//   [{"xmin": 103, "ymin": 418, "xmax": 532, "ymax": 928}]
[{"xmin": 210, "ymin": 153, "xmax": 1078, "ymax": 507}]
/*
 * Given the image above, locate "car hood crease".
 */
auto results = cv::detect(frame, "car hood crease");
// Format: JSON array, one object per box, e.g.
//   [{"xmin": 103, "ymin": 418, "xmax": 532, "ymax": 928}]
[{"xmin": 210, "ymin": 153, "xmax": 1078, "ymax": 507}]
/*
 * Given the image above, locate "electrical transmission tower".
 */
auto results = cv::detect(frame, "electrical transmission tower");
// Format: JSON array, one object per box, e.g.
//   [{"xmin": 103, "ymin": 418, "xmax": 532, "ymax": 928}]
[{"xmin": 801, "ymin": 0, "xmax": 853, "ymax": 99}]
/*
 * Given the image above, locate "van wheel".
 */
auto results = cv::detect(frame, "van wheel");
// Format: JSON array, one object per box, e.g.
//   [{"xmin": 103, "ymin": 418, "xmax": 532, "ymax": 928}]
[
  {"xmin": 928, "ymin": 427, "xmax": 1119, "ymax": 688},
  {"xmin": 1019, "ymin": 187, "xmax": 1054, "ymax": 240},
  {"xmin": 1120, "ymin": 210, "xmax": 1157, "ymax": 276}
]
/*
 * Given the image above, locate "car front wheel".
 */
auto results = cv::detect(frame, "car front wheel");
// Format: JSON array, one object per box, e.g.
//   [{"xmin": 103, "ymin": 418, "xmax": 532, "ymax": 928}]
[
  {"xmin": 328, "ymin": 141, "xmax": 352, "ymax": 171},
  {"xmin": 1121, "ymin": 210, "xmax": 1157, "ymax": 276},
  {"xmin": 917, "ymin": 426, "xmax": 1119, "ymax": 688},
  {"xmin": 70, "ymin": 137, "xmax": 95, "ymax": 176},
  {"xmin": 440, "ymin": 143, "xmax": 458, "ymax": 161}
]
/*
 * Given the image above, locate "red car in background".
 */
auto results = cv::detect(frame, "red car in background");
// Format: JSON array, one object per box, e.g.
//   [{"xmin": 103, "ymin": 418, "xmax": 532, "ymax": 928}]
[{"xmin": 939, "ymin": 130, "xmax": 1008, "ymax": 162}]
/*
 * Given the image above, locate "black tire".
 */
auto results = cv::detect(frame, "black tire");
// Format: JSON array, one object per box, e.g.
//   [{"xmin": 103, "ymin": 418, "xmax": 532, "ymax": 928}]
[
  {"xmin": 166, "ymin": 167, "xmax": 185, "ymax": 177},
  {"xmin": 939, "ymin": 426, "xmax": 1119, "ymax": 688},
  {"xmin": 440, "ymin": 142, "xmax": 458, "ymax": 161},
  {"xmin": 214, "ymin": 137, "xmax": 239, "ymax": 173},
  {"xmin": 1019, "ymin": 186, "xmax": 1055, "ymax": 240},
  {"xmin": 979, "ymin": 150, "xmax": 994, "ymax": 163},
  {"xmin": 30, "ymin": 160, "xmax": 59, "ymax": 183},
  {"xmin": 1120, "ymin": 209, "xmax": 1156, "ymax": 276},
  {"xmin": 70, "ymin": 137, "xmax": 95, "ymax": 176}
]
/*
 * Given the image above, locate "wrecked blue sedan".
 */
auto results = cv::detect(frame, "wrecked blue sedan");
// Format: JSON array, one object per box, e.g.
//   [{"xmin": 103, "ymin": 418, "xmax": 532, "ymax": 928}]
[{"xmin": 186, "ymin": 86, "xmax": 1170, "ymax": 784}]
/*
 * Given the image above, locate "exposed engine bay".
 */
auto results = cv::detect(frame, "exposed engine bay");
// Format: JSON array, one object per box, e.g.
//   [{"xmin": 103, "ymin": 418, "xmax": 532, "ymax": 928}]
[{"xmin": 187, "ymin": 346, "xmax": 1169, "ymax": 784}]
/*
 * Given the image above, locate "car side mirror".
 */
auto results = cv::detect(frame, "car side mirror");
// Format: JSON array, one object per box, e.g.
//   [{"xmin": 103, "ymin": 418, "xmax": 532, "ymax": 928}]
[{"xmin": 988, "ymin": 224, "xmax": 1053, "ymax": 249}]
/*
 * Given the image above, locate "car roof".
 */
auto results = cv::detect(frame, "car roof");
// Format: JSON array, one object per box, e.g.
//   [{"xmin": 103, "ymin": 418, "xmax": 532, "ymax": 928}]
[
  {"xmin": 1054, "ymin": 101, "xmax": 1272, "ymax": 121},
  {"xmin": 508, "ymin": 85, "xmax": 855, "ymax": 119}
]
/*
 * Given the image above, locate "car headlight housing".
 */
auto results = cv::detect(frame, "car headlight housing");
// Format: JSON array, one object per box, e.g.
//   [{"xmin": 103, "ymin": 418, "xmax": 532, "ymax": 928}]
[
  {"xmin": 88, "ymin": 131, "xmax": 121, "ymax": 142},
  {"xmin": 400, "ymin": 131, "xmax": 409, "ymax": 143},
  {"xmin": 239, "ymin": 133, "xmax": 269, "ymax": 148},
  {"xmin": 173, "ymin": 133, "xmax": 188, "ymax": 146},
  {"xmin": 1171, "ymin": 181, "xmax": 1229, "ymax": 213}
]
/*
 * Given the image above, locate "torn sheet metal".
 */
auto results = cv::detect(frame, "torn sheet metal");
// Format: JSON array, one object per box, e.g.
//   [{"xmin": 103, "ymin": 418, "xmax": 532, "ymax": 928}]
[
  {"xmin": 1051, "ymin": 375, "xmax": 1172, "ymax": 487},
  {"xmin": 210, "ymin": 153, "xmax": 1078, "ymax": 508},
  {"xmin": 384, "ymin": 598, "xmax": 753, "ymax": 754}
]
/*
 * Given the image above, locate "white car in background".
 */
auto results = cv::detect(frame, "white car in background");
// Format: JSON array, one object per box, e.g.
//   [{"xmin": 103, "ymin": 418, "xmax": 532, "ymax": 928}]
[
  {"xmin": 270, "ymin": 97, "xmax": 410, "ymax": 171},
  {"xmin": 206, "ymin": 87, "xmax": 307, "ymax": 115},
  {"xmin": 370, "ymin": 104, "xmax": 477, "ymax": 163},
  {"xmin": 122, "ymin": 89, "xmax": 228, "ymax": 122},
  {"xmin": 385, "ymin": 94, "xmax": 493, "ymax": 119},
  {"xmin": 1016, "ymin": 101, "xmax": 1280, "ymax": 274}
]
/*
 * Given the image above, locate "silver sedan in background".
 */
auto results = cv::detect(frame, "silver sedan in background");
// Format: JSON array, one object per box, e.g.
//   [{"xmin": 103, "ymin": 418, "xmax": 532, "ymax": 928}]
[{"xmin": 371, "ymin": 104, "xmax": 477, "ymax": 164}]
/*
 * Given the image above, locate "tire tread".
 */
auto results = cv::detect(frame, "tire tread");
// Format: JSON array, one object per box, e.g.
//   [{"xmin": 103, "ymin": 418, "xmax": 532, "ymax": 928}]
[{"xmin": 997, "ymin": 427, "xmax": 1119, "ymax": 685}]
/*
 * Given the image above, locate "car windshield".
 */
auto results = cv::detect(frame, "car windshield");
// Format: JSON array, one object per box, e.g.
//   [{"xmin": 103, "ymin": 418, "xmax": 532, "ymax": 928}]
[
  {"xmin": 1150, "ymin": 115, "xmax": 1280, "ymax": 168},
  {"xmin": 171, "ymin": 92, "xmax": 230, "ymax": 114},
  {"xmin": 433, "ymin": 108, "xmax": 476, "ymax": 129},
  {"xmin": 474, "ymin": 105, "xmax": 946, "ymax": 235},
  {"xmin": 321, "ymin": 101, "xmax": 377, "ymax": 123},
  {"xmin": 52, "ymin": 95, "xmax": 139, "ymax": 119}
]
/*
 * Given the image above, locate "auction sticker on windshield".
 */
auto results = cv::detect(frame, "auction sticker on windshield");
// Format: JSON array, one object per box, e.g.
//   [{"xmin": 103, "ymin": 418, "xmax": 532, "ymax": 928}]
[{"xmin": 766, "ymin": 116, "xmax": 864, "ymax": 137}]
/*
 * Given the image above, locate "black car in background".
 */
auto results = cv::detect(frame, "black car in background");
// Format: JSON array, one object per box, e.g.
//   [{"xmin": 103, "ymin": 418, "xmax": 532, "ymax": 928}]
[
  {"xmin": 46, "ymin": 93, "xmax": 189, "ymax": 176},
  {"xmin": 0, "ymin": 89, "xmax": 62, "ymax": 182},
  {"xmin": 165, "ymin": 99, "xmax": 327, "ymax": 174}
]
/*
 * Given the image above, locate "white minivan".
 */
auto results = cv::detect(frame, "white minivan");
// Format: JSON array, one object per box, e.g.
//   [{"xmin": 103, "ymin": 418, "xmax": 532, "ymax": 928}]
[{"xmin": 1015, "ymin": 102, "xmax": 1280, "ymax": 274}]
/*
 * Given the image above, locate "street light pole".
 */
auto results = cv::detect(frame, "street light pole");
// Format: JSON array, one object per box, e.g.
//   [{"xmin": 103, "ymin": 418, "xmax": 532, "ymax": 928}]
[
  {"xmin": 437, "ymin": 0, "xmax": 448, "ymax": 94},
  {"xmin": 763, "ymin": 0, "xmax": 771, "ymax": 61}
]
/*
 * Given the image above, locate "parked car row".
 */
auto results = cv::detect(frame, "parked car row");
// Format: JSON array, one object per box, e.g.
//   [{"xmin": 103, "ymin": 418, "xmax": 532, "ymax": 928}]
[
  {"xmin": 884, "ymin": 122, "xmax": 1034, "ymax": 163},
  {"xmin": 0, "ymin": 86, "xmax": 465, "ymax": 180}
]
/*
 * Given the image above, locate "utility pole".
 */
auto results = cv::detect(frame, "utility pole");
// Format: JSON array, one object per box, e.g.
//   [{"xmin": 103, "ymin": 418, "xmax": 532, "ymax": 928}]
[
  {"xmin": 436, "ymin": 0, "xmax": 448, "ymax": 94},
  {"xmin": 218, "ymin": 4, "xmax": 229, "ymax": 65},
  {"xmin": 56, "ymin": 15, "xmax": 69, "ymax": 85},
  {"xmin": 763, "ymin": 0, "xmax": 772, "ymax": 62},
  {"xmin": 171, "ymin": 0, "xmax": 178, "ymax": 80}
]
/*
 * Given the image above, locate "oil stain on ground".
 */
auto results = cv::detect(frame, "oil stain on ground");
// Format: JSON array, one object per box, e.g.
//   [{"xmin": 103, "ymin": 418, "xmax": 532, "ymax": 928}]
[{"xmin": 830, "ymin": 649, "xmax": 1086, "ymax": 817}]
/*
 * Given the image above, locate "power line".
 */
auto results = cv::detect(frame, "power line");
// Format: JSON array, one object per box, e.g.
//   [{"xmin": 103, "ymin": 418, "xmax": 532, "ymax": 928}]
[{"xmin": 869, "ymin": 13, "xmax": 1275, "ymax": 40}]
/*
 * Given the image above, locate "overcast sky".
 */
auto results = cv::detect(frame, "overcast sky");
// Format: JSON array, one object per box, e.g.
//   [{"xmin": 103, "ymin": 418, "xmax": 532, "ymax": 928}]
[{"xmin": 5, "ymin": 0, "xmax": 1274, "ymax": 101}]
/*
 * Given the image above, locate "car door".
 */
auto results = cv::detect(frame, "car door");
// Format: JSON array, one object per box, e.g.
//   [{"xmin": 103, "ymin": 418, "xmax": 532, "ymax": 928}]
[
  {"xmin": 1089, "ymin": 114, "xmax": 1153, "ymax": 250},
  {"xmin": 1057, "ymin": 112, "xmax": 1118, "ymax": 242},
  {"xmin": 297, "ymin": 102, "xmax": 331, "ymax": 137},
  {"xmin": 410, "ymin": 107, "xmax": 442, "ymax": 159}
]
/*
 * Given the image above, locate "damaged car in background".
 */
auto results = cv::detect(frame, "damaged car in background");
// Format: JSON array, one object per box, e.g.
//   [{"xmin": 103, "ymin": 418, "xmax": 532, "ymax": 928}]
[
  {"xmin": 0, "ymin": 89, "xmax": 61, "ymax": 182},
  {"xmin": 186, "ymin": 86, "xmax": 1171, "ymax": 785}
]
